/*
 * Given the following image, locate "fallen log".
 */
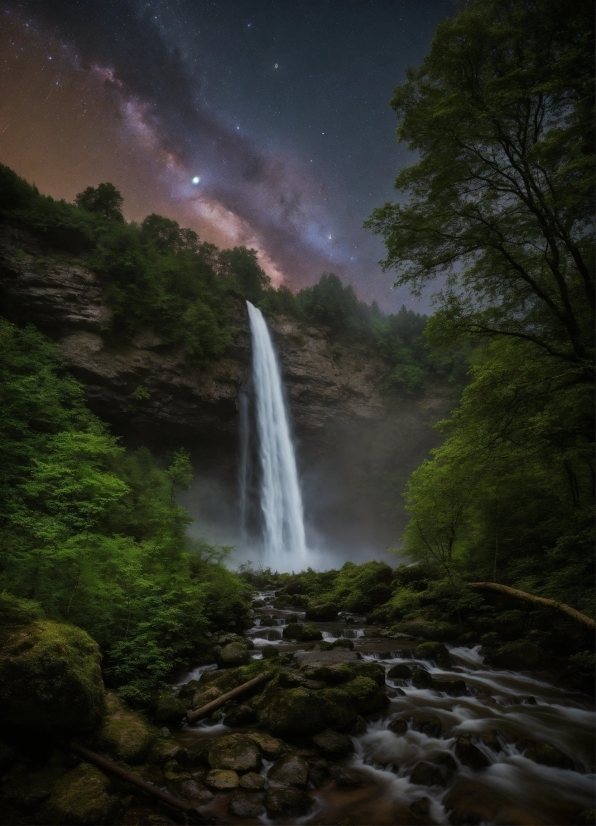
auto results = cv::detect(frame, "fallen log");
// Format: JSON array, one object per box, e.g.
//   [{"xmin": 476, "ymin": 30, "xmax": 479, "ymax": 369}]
[
  {"xmin": 70, "ymin": 742, "xmax": 214, "ymax": 825},
  {"xmin": 187, "ymin": 670, "xmax": 273, "ymax": 724},
  {"xmin": 470, "ymin": 582, "xmax": 596, "ymax": 631}
]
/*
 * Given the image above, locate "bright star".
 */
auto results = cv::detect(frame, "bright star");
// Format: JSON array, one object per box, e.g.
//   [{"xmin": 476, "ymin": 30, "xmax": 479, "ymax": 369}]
[
  {"xmin": 274, "ymin": 63, "xmax": 278, "ymax": 69},
  {"xmin": 192, "ymin": 176, "xmax": 200, "ymax": 185}
]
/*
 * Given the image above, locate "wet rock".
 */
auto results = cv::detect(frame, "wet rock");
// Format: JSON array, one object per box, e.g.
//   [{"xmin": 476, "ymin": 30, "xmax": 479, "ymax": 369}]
[
  {"xmin": 305, "ymin": 602, "xmax": 339, "ymax": 622},
  {"xmin": 410, "ymin": 761, "xmax": 448, "ymax": 787},
  {"xmin": 246, "ymin": 731, "xmax": 285, "ymax": 759},
  {"xmin": 413, "ymin": 715, "xmax": 442, "ymax": 738},
  {"xmin": 148, "ymin": 739, "xmax": 184, "ymax": 765},
  {"xmin": 268, "ymin": 753, "xmax": 310, "ymax": 787},
  {"xmin": 259, "ymin": 687, "xmax": 327, "ymax": 736},
  {"xmin": 225, "ymin": 703, "xmax": 257, "ymax": 727},
  {"xmin": 294, "ymin": 650, "xmax": 360, "ymax": 668},
  {"xmin": 218, "ymin": 642, "xmax": 250, "ymax": 668},
  {"xmin": 0, "ymin": 608, "xmax": 105, "ymax": 733},
  {"xmin": 320, "ymin": 687, "xmax": 358, "ymax": 730},
  {"xmin": 98, "ymin": 693, "xmax": 158, "ymax": 764},
  {"xmin": 388, "ymin": 718, "xmax": 408, "ymax": 736},
  {"xmin": 350, "ymin": 715, "xmax": 368, "ymax": 736},
  {"xmin": 448, "ymin": 806, "xmax": 483, "ymax": 825},
  {"xmin": 38, "ymin": 763, "xmax": 120, "ymax": 825},
  {"xmin": 444, "ymin": 780, "xmax": 507, "ymax": 825},
  {"xmin": 349, "ymin": 661, "xmax": 386, "ymax": 686},
  {"xmin": 312, "ymin": 729, "xmax": 354, "ymax": 757},
  {"xmin": 523, "ymin": 741, "xmax": 573, "ymax": 769},
  {"xmin": 264, "ymin": 787, "xmax": 313, "ymax": 818},
  {"xmin": 228, "ymin": 791, "xmax": 265, "ymax": 818},
  {"xmin": 178, "ymin": 780, "xmax": 213, "ymax": 803},
  {"xmin": 330, "ymin": 765, "xmax": 365, "ymax": 787},
  {"xmin": 343, "ymin": 676, "xmax": 389, "ymax": 714},
  {"xmin": 303, "ymin": 663, "xmax": 353, "ymax": 684},
  {"xmin": 205, "ymin": 769, "xmax": 240, "ymax": 790},
  {"xmin": 409, "ymin": 796, "xmax": 431, "ymax": 819},
  {"xmin": 307, "ymin": 758, "xmax": 329, "ymax": 787},
  {"xmin": 262, "ymin": 644, "xmax": 279, "ymax": 659},
  {"xmin": 415, "ymin": 641, "xmax": 452, "ymax": 669},
  {"xmin": 333, "ymin": 638, "xmax": 355, "ymax": 650},
  {"xmin": 191, "ymin": 685, "xmax": 222, "ymax": 709},
  {"xmin": 239, "ymin": 772, "xmax": 266, "ymax": 790},
  {"xmin": 433, "ymin": 678, "xmax": 468, "ymax": 697},
  {"xmin": 282, "ymin": 622, "xmax": 323, "ymax": 642},
  {"xmin": 478, "ymin": 728, "xmax": 502, "ymax": 752},
  {"xmin": 455, "ymin": 735, "xmax": 490, "ymax": 770},
  {"xmin": 208, "ymin": 733, "xmax": 261, "ymax": 772},
  {"xmin": 154, "ymin": 692, "xmax": 186, "ymax": 724},
  {"xmin": 388, "ymin": 663, "xmax": 412, "ymax": 680},
  {"xmin": 412, "ymin": 668, "xmax": 433, "ymax": 689}
]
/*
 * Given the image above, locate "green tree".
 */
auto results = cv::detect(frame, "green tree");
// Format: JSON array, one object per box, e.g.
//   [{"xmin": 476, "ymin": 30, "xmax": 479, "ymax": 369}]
[
  {"xmin": 219, "ymin": 246, "xmax": 271, "ymax": 302},
  {"xmin": 75, "ymin": 182, "xmax": 125, "ymax": 222},
  {"xmin": 365, "ymin": 0, "xmax": 594, "ymax": 374}
]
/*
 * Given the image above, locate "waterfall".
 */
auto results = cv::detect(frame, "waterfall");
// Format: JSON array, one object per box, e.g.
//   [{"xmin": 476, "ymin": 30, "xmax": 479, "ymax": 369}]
[{"xmin": 242, "ymin": 301, "xmax": 308, "ymax": 569}]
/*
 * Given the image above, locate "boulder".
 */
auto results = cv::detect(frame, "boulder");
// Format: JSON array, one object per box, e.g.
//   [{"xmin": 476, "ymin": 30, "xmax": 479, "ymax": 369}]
[
  {"xmin": 218, "ymin": 642, "xmax": 250, "ymax": 668},
  {"xmin": 409, "ymin": 796, "xmax": 431, "ymax": 819},
  {"xmin": 205, "ymin": 769, "xmax": 240, "ymax": 790},
  {"xmin": 262, "ymin": 645, "xmax": 279, "ymax": 659},
  {"xmin": 224, "ymin": 704, "xmax": 257, "ymax": 727},
  {"xmin": 267, "ymin": 753, "xmax": 309, "ymax": 788},
  {"xmin": 312, "ymin": 729, "xmax": 354, "ymax": 757},
  {"xmin": 0, "ymin": 617, "xmax": 105, "ymax": 733},
  {"xmin": 413, "ymin": 715, "xmax": 442, "ymax": 738},
  {"xmin": 282, "ymin": 623, "xmax": 322, "ymax": 642},
  {"xmin": 343, "ymin": 676, "xmax": 389, "ymax": 714},
  {"xmin": 301, "ymin": 663, "xmax": 352, "ymax": 684},
  {"xmin": 98, "ymin": 693, "xmax": 158, "ymax": 764},
  {"xmin": 388, "ymin": 663, "xmax": 412, "ymax": 680},
  {"xmin": 191, "ymin": 685, "xmax": 222, "ymax": 709},
  {"xmin": 154, "ymin": 692, "xmax": 186, "ymax": 724},
  {"xmin": 388, "ymin": 718, "xmax": 408, "ymax": 736},
  {"xmin": 414, "ymin": 642, "xmax": 452, "ymax": 669},
  {"xmin": 177, "ymin": 780, "xmax": 213, "ymax": 803},
  {"xmin": 523, "ymin": 741, "xmax": 573, "ymax": 770},
  {"xmin": 412, "ymin": 668, "xmax": 433, "ymax": 689},
  {"xmin": 259, "ymin": 687, "xmax": 328, "ymax": 736},
  {"xmin": 246, "ymin": 731, "xmax": 285, "ymax": 759},
  {"xmin": 264, "ymin": 787, "xmax": 313, "ymax": 818},
  {"xmin": 349, "ymin": 661, "xmax": 386, "ymax": 686},
  {"xmin": 228, "ymin": 791, "xmax": 265, "ymax": 818},
  {"xmin": 305, "ymin": 602, "xmax": 339, "ymax": 622},
  {"xmin": 239, "ymin": 772, "xmax": 265, "ymax": 790},
  {"xmin": 455, "ymin": 735, "xmax": 490, "ymax": 770},
  {"xmin": 320, "ymin": 687, "xmax": 358, "ymax": 730},
  {"xmin": 332, "ymin": 638, "xmax": 354, "ymax": 650},
  {"xmin": 294, "ymin": 650, "xmax": 360, "ymax": 668},
  {"xmin": 38, "ymin": 763, "xmax": 120, "ymax": 825},
  {"xmin": 208, "ymin": 734, "xmax": 261, "ymax": 772},
  {"xmin": 329, "ymin": 765, "xmax": 365, "ymax": 787},
  {"xmin": 410, "ymin": 761, "xmax": 447, "ymax": 787},
  {"xmin": 433, "ymin": 679, "xmax": 467, "ymax": 697},
  {"xmin": 147, "ymin": 739, "xmax": 184, "ymax": 765}
]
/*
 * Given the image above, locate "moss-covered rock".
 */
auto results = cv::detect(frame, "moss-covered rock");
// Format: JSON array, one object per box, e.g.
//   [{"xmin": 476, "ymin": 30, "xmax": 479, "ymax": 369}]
[
  {"xmin": 208, "ymin": 734, "xmax": 262, "ymax": 772},
  {"xmin": 264, "ymin": 787, "xmax": 313, "ymax": 818},
  {"xmin": 0, "ymin": 616, "xmax": 105, "ymax": 733},
  {"xmin": 282, "ymin": 623, "xmax": 323, "ymax": 642},
  {"xmin": 38, "ymin": 763, "xmax": 120, "ymax": 825},
  {"xmin": 224, "ymin": 703, "xmax": 257, "ymax": 727},
  {"xmin": 388, "ymin": 663, "xmax": 412, "ymax": 680},
  {"xmin": 267, "ymin": 753, "xmax": 309, "ymax": 787},
  {"xmin": 262, "ymin": 644, "xmax": 279, "ymax": 659},
  {"xmin": 217, "ymin": 642, "xmax": 250, "ymax": 668},
  {"xmin": 414, "ymin": 642, "xmax": 452, "ymax": 669},
  {"xmin": 192, "ymin": 684, "xmax": 222, "ymax": 709},
  {"xmin": 228, "ymin": 791, "xmax": 265, "ymax": 818},
  {"xmin": 305, "ymin": 601, "xmax": 339, "ymax": 622},
  {"xmin": 343, "ymin": 677, "xmax": 389, "ymax": 714},
  {"xmin": 320, "ymin": 688, "xmax": 358, "ymax": 730},
  {"xmin": 246, "ymin": 731, "xmax": 286, "ymax": 759},
  {"xmin": 411, "ymin": 667, "xmax": 433, "ymax": 689},
  {"xmin": 154, "ymin": 691, "xmax": 186, "ymax": 724},
  {"xmin": 302, "ymin": 663, "xmax": 352, "ymax": 684},
  {"xmin": 312, "ymin": 728, "xmax": 354, "ymax": 757},
  {"xmin": 455, "ymin": 734, "xmax": 490, "ymax": 770},
  {"xmin": 259, "ymin": 687, "xmax": 328, "ymax": 736},
  {"xmin": 239, "ymin": 771, "xmax": 266, "ymax": 790},
  {"xmin": 523, "ymin": 741, "xmax": 573, "ymax": 770},
  {"xmin": 98, "ymin": 693, "xmax": 158, "ymax": 764},
  {"xmin": 205, "ymin": 769, "xmax": 240, "ymax": 790},
  {"xmin": 348, "ymin": 661, "xmax": 386, "ymax": 686},
  {"xmin": 147, "ymin": 738, "xmax": 184, "ymax": 765}
]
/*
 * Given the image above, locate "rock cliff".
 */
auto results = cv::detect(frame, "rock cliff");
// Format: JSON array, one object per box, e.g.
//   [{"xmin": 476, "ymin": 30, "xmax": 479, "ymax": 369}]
[{"xmin": 0, "ymin": 221, "xmax": 453, "ymax": 550}]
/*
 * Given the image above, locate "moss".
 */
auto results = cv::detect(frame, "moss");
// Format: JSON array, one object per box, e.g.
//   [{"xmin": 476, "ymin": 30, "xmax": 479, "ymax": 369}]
[
  {"xmin": 98, "ymin": 693, "xmax": 158, "ymax": 764},
  {"xmin": 343, "ymin": 677, "xmax": 389, "ymax": 714},
  {"xmin": 0, "ymin": 592, "xmax": 44, "ymax": 633},
  {"xmin": 259, "ymin": 687, "xmax": 328, "ymax": 736},
  {"xmin": 414, "ymin": 642, "xmax": 452, "ymax": 669},
  {"xmin": 38, "ymin": 763, "xmax": 120, "ymax": 825},
  {"xmin": 319, "ymin": 687, "xmax": 357, "ymax": 730},
  {"xmin": 0, "ymin": 618, "xmax": 104, "ymax": 732},
  {"xmin": 208, "ymin": 734, "xmax": 261, "ymax": 772},
  {"xmin": 282, "ymin": 622, "xmax": 323, "ymax": 642},
  {"xmin": 347, "ymin": 661, "xmax": 386, "ymax": 686},
  {"xmin": 154, "ymin": 691, "xmax": 186, "ymax": 723}
]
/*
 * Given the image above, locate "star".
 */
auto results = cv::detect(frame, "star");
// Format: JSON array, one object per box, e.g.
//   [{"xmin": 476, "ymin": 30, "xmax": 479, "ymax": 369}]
[
  {"xmin": 192, "ymin": 176, "xmax": 200, "ymax": 185},
  {"xmin": 274, "ymin": 63, "xmax": 278, "ymax": 69}
]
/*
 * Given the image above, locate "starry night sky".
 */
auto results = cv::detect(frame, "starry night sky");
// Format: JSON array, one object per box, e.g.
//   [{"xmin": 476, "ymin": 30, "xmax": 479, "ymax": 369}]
[{"xmin": 1, "ymin": 0, "xmax": 454, "ymax": 310}]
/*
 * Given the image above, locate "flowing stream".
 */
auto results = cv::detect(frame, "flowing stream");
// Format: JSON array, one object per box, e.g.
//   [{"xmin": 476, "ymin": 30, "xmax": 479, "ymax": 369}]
[
  {"xmin": 242, "ymin": 302, "xmax": 309, "ymax": 570},
  {"xmin": 174, "ymin": 592, "xmax": 595, "ymax": 825}
]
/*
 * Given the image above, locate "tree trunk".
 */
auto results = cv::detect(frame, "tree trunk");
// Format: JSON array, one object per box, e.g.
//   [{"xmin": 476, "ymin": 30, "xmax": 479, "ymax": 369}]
[
  {"xmin": 470, "ymin": 582, "xmax": 595, "ymax": 630},
  {"xmin": 186, "ymin": 671, "xmax": 273, "ymax": 724}
]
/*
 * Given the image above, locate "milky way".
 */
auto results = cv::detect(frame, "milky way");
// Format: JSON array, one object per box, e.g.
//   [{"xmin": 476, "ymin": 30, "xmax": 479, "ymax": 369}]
[{"xmin": 0, "ymin": 0, "xmax": 453, "ymax": 308}]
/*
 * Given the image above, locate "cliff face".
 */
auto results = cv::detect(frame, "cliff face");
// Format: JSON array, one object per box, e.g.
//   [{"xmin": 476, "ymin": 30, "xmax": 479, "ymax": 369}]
[{"xmin": 0, "ymin": 222, "xmax": 452, "ymax": 550}]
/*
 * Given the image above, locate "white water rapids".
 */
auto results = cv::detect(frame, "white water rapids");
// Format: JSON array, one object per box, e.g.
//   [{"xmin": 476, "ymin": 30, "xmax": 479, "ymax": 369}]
[{"xmin": 243, "ymin": 301, "xmax": 309, "ymax": 570}]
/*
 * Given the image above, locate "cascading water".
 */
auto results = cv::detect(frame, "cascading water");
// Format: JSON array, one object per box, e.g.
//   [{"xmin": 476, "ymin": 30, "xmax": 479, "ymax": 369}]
[{"xmin": 241, "ymin": 301, "xmax": 309, "ymax": 569}]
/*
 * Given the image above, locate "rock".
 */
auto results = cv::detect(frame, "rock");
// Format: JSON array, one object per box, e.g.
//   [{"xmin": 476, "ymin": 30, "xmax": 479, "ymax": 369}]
[
  {"xmin": 154, "ymin": 692, "xmax": 186, "ymax": 724},
  {"xmin": 228, "ymin": 791, "xmax": 265, "ymax": 818},
  {"xmin": 148, "ymin": 739, "xmax": 184, "ymax": 765},
  {"xmin": 262, "ymin": 645, "xmax": 279, "ymax": 659},
  {"xmin": 246, "ymin": 731, "xmax": 285, "ymax": 759},
  {"xmin": 38, "ymin": 763, "xmax": 120, "ymax": 825},
  {"xmin": 523, "ymin": 741, "xmax": 573, "ymax": 770},
  {"xmin": 178, "ymin": 780, "xmax": 213, "ymax": 803},
  {"xmin": 490, "ymin": 641, "xmax": 542, "ymax": 670},
  {"xmin": 313, "ymin": 729, "xmax": 354, "ymax": 757},
  {"xmin": 294, "ymin": 650, "xmax": 360, "ymax": 668},
  {"xmin": 411, "ymin": 667, "xmax": 433, "ymax": 689},
  {"xmin": 433, "ymin": 678, "xmax": 468, "ymax": 697},
  {"xmin": 388, "ymin": 718, "xmax": 408, "ymax": 736},
  {"xmin": 455, "ymin": 735, "xmax": 490, "ymax": 770},
  {"xmin": 349, "ymin": 661, "xmax": 386, "ymax": 686},
  {"xmin": 307, "ymin": 758, "xmax": 329, "ymax": 787},
  {"xmin": 448, "ymin": 807, "xmax": 483, "ymax": 825},
  {"xmin": 218, "ymin": 642, "xmax": 250, "ymax": 668},
  {"xmin": 268, "ymin": 753, "xmax": 309, "ymax": 787},
  {"xmin": 0, "ymin": 615, "xmax": 105, "ymax": 733},
  {"xmin": 343, "ymin": 676, "xmax": 389, "ymax": 714},
  {"xmin": 191, "ymin": 685, "xmax": 222, "ymax": 709},
  {"xmin": 409, "ymin": 796, "xmax": 431, "ymax": 818},
  {"xmin": 330, "ymin": 765, "xmax": 365, "ymax": 787},
  {"xmin": 388, "ymin": 663, "xmax": 412, "ymax": 680},
  {"xmin": 264, "ymin": 787, "xmax": 313, "ymax": 818},
  {"xmin": 239, "ymin": 772, "xmax": 266, "ymax": 790},
  {"xmin": 282, "ymin": 623, "xmax": 323, "ymax": 642},
  {"xmin": 302, "ymin": 663, "xmax": 352, "ymax": 684},
  {"xmin": 350, "ymin": 715, "xmax": 368, "ymax": 736},
  {"xmin": 414, "ymin": 642, "xmax": 452, "ymax": 669},
  {"xmin": 305, "ymin": 602, "xmax": 339, "ymax": 622},
  {"xmin": 523, "ymin": 695, "xmax": 537, "ymax": 705},
  {"xmin": 225, "ymin": 703, "xmax": 257, "ymax": 727},
  {"xmin": 332, "ymin": 638, "xmax": 354, "ymax": 650},
  {"xmin": 444, "ymin": 780, "xmax": 507, "ymax": 825},
  {"xmin": 410, "ymin": 761, "xmax": 448, "ymax": 787},
  {"xmin": 413, "ymin": 715, "xmax": 442, "ymax": 739},
  {"xmin": 205, "ymin": 769, "xmax": 240, "ymax": 790},
  {"xmin": 320, "ymin": 687, "xmax": 358, "ymax": 730},
  {"xmin": 208, "ymin": 733, "xmax": 261, "ymax": 772},
  {"xmin": 98, "ymin": 693, "xmax": 158, "ymax": 764},
  {"xmin": 393, "ymin": 620, "xmax": 458, "ymax": 641},
  {"xmin": 259, "ymin": 687, "xmax": 328, "ymax": 736}
]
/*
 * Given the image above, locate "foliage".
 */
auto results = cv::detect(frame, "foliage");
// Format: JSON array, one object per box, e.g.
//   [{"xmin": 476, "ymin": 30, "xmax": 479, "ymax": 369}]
[
  {"xmin": 0, "ymin": 320, "xmax": 250, "ymax": 692},
  {"xmin": 75, "ymin": 183, "xmax": 124, "ymax": 222}
]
